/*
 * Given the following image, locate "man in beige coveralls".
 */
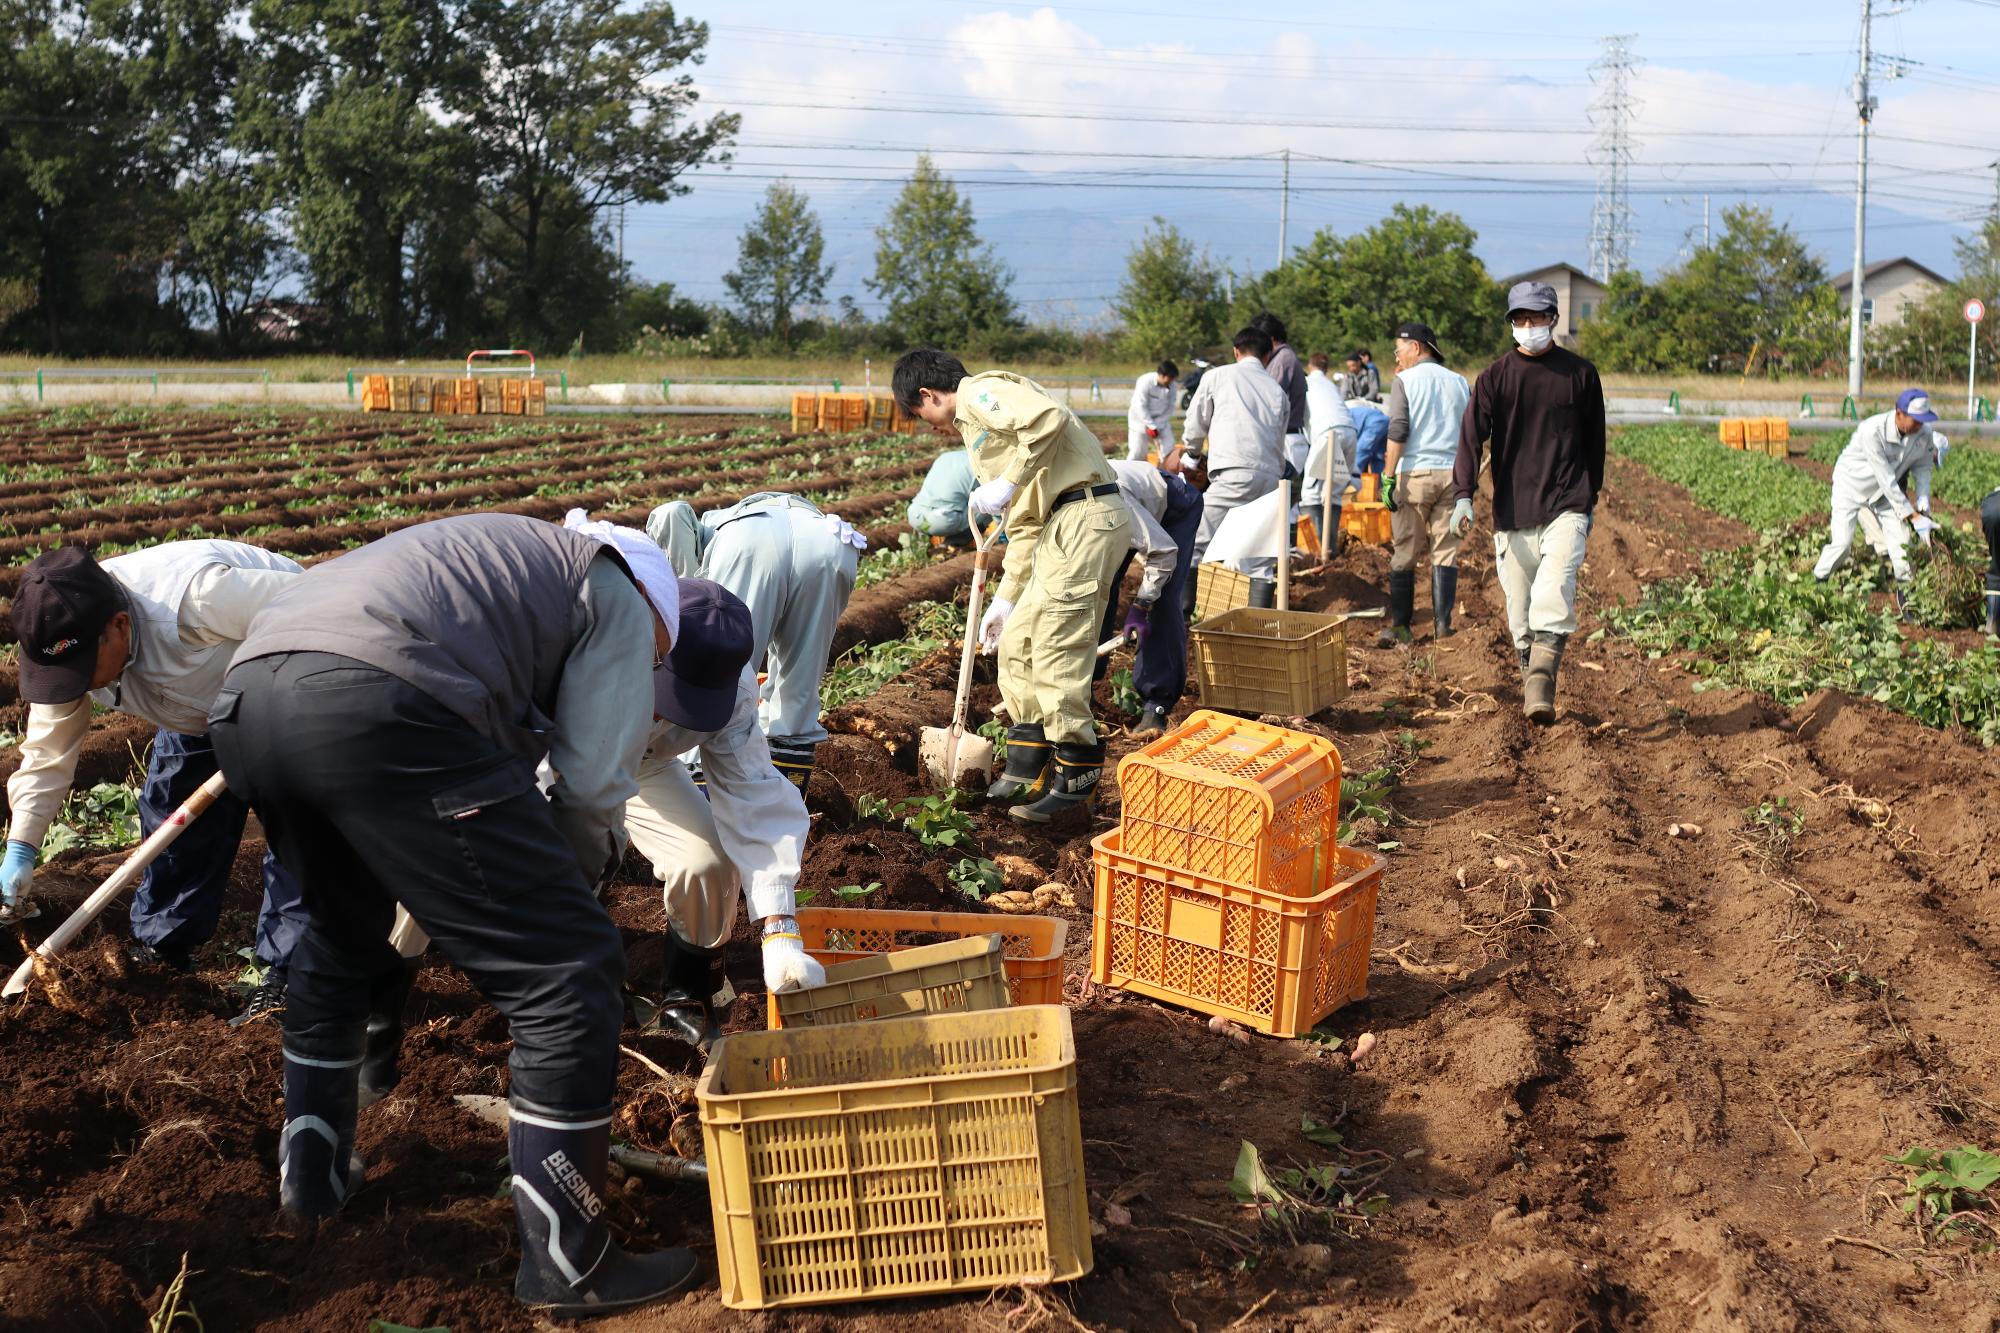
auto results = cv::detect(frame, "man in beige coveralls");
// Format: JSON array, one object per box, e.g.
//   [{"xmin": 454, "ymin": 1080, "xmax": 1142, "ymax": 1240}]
[{"xmin": 894, "ymin": 348, "xmax": 1133, "ymax": 824}]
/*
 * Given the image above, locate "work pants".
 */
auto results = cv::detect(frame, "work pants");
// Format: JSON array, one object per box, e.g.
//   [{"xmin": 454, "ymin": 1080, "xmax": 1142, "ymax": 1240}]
[
  {"xmin": 211, "ymin": 652, "xmax": 626, "ymax": 1112},
  {"xmin": 1494, "ymin": 512, "xmax": 1592, "ymax": 651},
  {"xmin": 623, "ymin": 744, "xmax": 737, "ymax": 951},
  {"xmin": 1984, "ymin": 488, "xmax": 2000, "ymax": 572},
  {"xmin": 130, "ymin": 728, "xmax": 307, "ymax": 967},
  {"xmin": 1815, "ymin": 480, "xmax": 1913, "ymax": 583},
  {"xmin": 997, "ymin": 494, "xmax": 1133, "ymax": 745},
  {"xmin": 1097, "ymin": 478, "xmax": 1204, "ymax": 711},
  {"xmin": 1389, "ymin": 469, "xmax": 1464, "ymax": 573},
  {"xmin": 703, "ymin": 505, "xmax": 859, "ymax": 748},
  {"xmin": 1192, "ymin": 465, "xmax": 1282, "ymax": 581},
  {"xmin": 1126, "ymin": 419, "xmax": 1174, "ymax": 461}
]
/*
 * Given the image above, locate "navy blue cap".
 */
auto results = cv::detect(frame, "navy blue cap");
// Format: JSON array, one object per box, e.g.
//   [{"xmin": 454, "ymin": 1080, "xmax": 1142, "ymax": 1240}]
[
  {"xmin": 11, "ymin": 546, "xmax": 121, "ymax": 704},
  {"xmin": 1895, "ymin": 387, "xmax": 1938, "ymax": 423},
  {"xmin": 657, "ymin": 577, "xmax": 752, "ymax": 732}
]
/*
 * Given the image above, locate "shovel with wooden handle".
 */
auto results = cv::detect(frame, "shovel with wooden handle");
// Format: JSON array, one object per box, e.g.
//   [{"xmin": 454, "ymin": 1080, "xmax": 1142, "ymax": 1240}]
[
  {"xmin": 4, "ymin": 771, "xmax": 229, "ymax": 1000},
  {"xmin": 919, "ymin": 501, "xmax": 1001, "ymax": 791}
]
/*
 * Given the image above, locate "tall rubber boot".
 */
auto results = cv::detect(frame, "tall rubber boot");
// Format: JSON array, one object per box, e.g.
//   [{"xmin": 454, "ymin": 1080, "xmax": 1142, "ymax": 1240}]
[
  {"xmin": 1324, "ymin": 504, "xmax": 1343, "ymax": 557},
  {"xmin": 986, "ymin": 723, "xmax": 1051, "ymax": 803},
  {"xmin": 1248, "ymin": 578, "xmax": 1277, "ymax": 609},
  {"xmin": 656, "ymin": 930, "xmax": 721, "ymax": 1054},
  {"xmin": 359, "ymin": 958, "xmax": 419, "ymax": 1110},
  {"xmin": 1432, "ymin": 566, "xmax": 1459, "ymax": 638},
  {"xmin": 1009, "ymin": 741, "xmax": 1105, "ymax": 825},
  {"xmin": 1375, "ymin": 569, "xmax": 1415, "ymax": 647},
  {"xmin": 1522, "ymin": 631, "xmax": 1567, "ymax": 726},
  {"xmin": 768, "ymin": 742, "xmax": 815, "ymax": 796},
  {"xmin": 1986, "ymin": 574, "xmax": 2000, "ymax": 637},
  {"xmin": 1517, "ymin": 642, "xmax": 1531, "ymax": 678},
  {"xmin": 279, "ymin": 1042, "xmax": 365, "ymax": 1220},
  {"xmin": 510, "ymin": 1101, "xmax": 700, "ymax": 1315},
  {"xmin": 1891, "ymin": 585, "xmax": 1915, "ymax": 624}
]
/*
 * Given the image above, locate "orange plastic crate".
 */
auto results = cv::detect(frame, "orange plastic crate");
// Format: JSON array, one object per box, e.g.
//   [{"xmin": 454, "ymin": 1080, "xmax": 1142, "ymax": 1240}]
[
  {"xmin": 1117, "ymin": 709, "xmax": 1341, "ymax": 896},
  {"xmin": 453, "ymin": 377, "xmax": 479, "ymax": 413},
  {"xmin": 768, "ymin": 907, "xmax": 1067, "ymax": 1028},
  {"xmin": 1719, "ymin": 418, "xmax": 1746, "ymax": 448},
  {"xmin": 1744, "ymin": 417, "xmax": 1769, "ymax": 447},
  {"xmin": 1090, "ymin": 830, "xmax": 1381, "ymax": 1038},
  {"xmin": 525, "ymin": 379, "xmax": 547, "ymax": 416},
  {"xmin": 790, "ymin": 391, "xmax": 818, "ymax": 432},
  {"xmin": 1340, "ymin": 504, "xmax": 1391, "ymax": 546}
]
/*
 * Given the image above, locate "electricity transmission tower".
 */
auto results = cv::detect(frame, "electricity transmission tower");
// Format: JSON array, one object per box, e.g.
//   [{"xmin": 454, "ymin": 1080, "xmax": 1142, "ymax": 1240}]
[{"xmin": 1586, "ymin": 34, "xmax": 1640, "ymax": 283}]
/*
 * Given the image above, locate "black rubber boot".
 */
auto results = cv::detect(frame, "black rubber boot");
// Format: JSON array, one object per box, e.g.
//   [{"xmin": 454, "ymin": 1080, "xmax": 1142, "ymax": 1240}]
[
  {"xmin": 1523, "ymin": 631, "xmax": 1567, "ymax": 726},
  {"xmin": 1891, "ymin": 585, "xmax": 1915, "ymax": 624},
  {"xmin": 510, "ymin": 1101, "xmax": 700, "ymax": 1315},
  {"xmin": 1009, "ymin": 741, "xmax": 1105, "ymax": 824},
  {"xmin": 656, "ymin": 930, "xmax": 721, "ymax": 1054},
  {"xmin": 1248, "ymin": 578, "xmax": 1277, "ymax": 610},
  {"xmin": 1375, "ymin": 569, "xmax": 1415, "ymax": 647},
  {"xmin": 279, "ymin": 1041, "xmax": 365, "ymax": 1220},
  {"xmin": 1128, "ymin": 703, "xmax": 1170, "ymax": 740},
  {"xmin": 1432, "ymin": 566, "xmax": 1458, "ymax": 638},
  {"xmin": 1323, "ymin": 504, "xmax": 1342, "ymax": 557},
  {"xmin": 985, "ymin": 724, "xmax": 1051, "ymax": 802},
  {"xmin": 358, "ymin": 958, "xmax": 419, "ymax": 1109},
  {"xmin": 768, "ymin": 742, "xmax": 815, "ymax": 796}
]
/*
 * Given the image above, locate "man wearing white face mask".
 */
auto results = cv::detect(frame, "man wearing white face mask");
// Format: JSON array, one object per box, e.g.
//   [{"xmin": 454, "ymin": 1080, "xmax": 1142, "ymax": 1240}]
[{"xmin": 1453, "ymin": 280, "xmax": 1606, "ymax": 726}]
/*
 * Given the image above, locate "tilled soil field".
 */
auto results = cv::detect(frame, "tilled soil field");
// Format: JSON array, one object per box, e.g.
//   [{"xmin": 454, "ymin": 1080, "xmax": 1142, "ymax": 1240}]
[{"xmin": 0, "ymin": 412, "xmax": 1996, "ymax": 1332}]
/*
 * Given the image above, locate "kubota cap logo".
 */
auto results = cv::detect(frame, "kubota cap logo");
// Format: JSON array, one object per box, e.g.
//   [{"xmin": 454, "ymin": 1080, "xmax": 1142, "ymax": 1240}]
[{"xmin": 43, "ymin": 638, "xmax": 78, "ymax": 656}]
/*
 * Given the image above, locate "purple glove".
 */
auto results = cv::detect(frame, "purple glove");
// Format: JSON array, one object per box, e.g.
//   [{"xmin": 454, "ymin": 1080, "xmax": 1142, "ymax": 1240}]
[{"xmin": 1122, "ymin": 602, "xmax": 1152, "ymax": 644}]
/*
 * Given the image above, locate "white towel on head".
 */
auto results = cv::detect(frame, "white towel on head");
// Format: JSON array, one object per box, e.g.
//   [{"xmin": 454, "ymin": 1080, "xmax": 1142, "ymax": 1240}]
[{"xmin": 562, "ymin": 508, "xmax": 681, "ymax": 649}]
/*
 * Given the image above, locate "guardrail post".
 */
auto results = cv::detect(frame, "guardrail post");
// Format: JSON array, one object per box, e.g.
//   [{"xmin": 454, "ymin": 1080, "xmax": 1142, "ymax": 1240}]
[
  {"xmin": 560, "ymin": 370, "xmax": 569, "ymax": 403},
  {"xmin": 661, "ymin": 377, "xmax": 671, "ymax": 403},
  {"xmin": 1090, "ymin": 379, "xmax": 1102, "ymax": 403},
  {"xmin": 832, "ymin": 377, "xmax": 841, "ymax": 392},
  {"xmin": 1978, "ymin": 395, "xmax": 1993, "ymax": 423},
  {"xmin": 151, "ymin": 372, "xmax": 159, "ymax": 397},
  {"xmin": 1799, "ymin": 393, "xmax": 1813, "ymax": 417},
  {"xmin": 35, "ymin": 369, "xmax": 43, "ymax": 404},
  {"xmin": 346, "ymin": 369, "xmax": 355, "ymax": 400},
  {"xmin": 1666, "ymin": 390, "xmax": 1680, "ymax": 415},
  {"xmin": 1840, "ymin": 395, "xmax": 1859, "ymax": 421}
]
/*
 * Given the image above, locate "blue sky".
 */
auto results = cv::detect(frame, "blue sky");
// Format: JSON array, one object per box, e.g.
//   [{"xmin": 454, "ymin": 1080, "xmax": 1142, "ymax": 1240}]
[{"xmin": 628, "ymin": 1, "xmax": 2000, "ymax": 326}]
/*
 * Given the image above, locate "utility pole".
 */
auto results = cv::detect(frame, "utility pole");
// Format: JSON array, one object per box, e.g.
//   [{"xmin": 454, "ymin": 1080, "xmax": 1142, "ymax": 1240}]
[
  {"xmin": 1278, "ymin": 149, "xmax": 1290, "ymax": 267},
  {"xmin": 1586, "ymin": 35, "xmax": 1640, "ymax": 282},
  {"xmin": 1847, "ymin": 0, "xmax": 1874, "ymax": 400},
  {"xmin": 1702, "ymin": 194, "xmax": 1710, "ymax": 249}
]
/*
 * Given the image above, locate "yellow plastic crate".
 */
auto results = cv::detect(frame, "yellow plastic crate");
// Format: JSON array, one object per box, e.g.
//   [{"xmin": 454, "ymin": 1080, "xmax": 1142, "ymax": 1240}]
[
  {"xmin": 477, "ymin": 380, "xmax": 504, "ymax": 414},
  {"xmin": 790, "ymin": 391, "xmax": 818, "ymax": 432},
  {"xmin": 1191, "ymin": 607, "xmax": 1348, "ymax": 717},
  {"xmin": 361, "ymin": 374, "xmax": 390, "ymax": 413},
  {"xmin": 525, "ymin": 378, "xmax": 547, "ymax": 416},
  {"xmin": 817, "ymin": 392, "xmax": 868, "ymax": 433},
  {"xmin": 772, "ymin": 934, "xmax": 1011, "ymax": 1029},
  {"xmin": 1744, "ymin": 417, "xmax": 1770, "ymax": 447},
  {"xmin": 868, "ymin": 394, "xmax": 897, "ymax": 431},
  {"xmin": 1193, "ymin": 563, "xmax": 1252, "ymax": 619},
  {"xmin": 698, "ymin": 1005, "xmax": 1091, "ymax": 1309},
  {"xmin": 1090, "ymin": 830, "xmax": 1381, "ymax": 1037},
  {"xmin": 1341, "ymin": 503, "xmax": 1392, "ymax": 546},
  {"xmin": 774, "ymin": 908, "xmax": 1066, "ymax": 1025},
  {"xmin": 1117, "ymin": 709, "xmax": 1341, "ymax": 896},
  {"xmin": 1719, "ymin": 418, "xmax": 1746, "ymax": 448}
]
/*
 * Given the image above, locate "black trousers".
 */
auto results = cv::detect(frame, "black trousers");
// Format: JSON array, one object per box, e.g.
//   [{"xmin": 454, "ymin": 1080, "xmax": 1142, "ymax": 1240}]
[
  {"xmin": 209, "ymin": 652, "xmax": 625, "ymax": 1112},
  {"xmin": 1983, "ymin": 489, "xmax": 2000, "ymax": 577}
]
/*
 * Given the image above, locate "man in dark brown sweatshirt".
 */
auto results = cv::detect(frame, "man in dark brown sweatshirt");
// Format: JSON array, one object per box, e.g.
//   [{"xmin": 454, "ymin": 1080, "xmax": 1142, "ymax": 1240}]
[{"xmin": 1451, "ymin": 280, "xmax": 1606, "ymax": 725}]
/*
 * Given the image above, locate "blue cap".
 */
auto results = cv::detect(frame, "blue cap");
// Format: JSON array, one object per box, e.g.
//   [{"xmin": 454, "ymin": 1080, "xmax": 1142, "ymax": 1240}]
[
  {"xmin": 1895, "ymin": 388, "xmax": 1938, "ymax": 423},
  {"xmin": 656, "ymin": 577, "xmax": 752, "ymax": 732}
]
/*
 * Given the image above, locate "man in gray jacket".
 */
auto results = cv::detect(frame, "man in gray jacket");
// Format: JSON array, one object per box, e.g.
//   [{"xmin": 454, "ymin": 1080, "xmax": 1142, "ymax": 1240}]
[
  {"xmin": 1181, "ymin": 326, "xmax": 1289, "ymax": 602},
  {"xmin": 209, "ymin": 513, "xmax": 698, "ymax": 1316}
]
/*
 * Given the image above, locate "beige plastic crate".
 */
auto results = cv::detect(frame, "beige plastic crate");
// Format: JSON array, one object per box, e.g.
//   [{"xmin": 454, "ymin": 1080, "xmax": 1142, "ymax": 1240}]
[{"xmin": 771, "ymin": 933, "xmax": 1011, "ymax": 1028}]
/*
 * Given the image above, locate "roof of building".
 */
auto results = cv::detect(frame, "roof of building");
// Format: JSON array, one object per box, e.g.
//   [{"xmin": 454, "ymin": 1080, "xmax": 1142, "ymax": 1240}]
[
  {"xmin": 1828, "ymin": 256, "xmax": 1949, "ymax": 290},
  {"xmin": 1499, "ymin": 261, "xmax": 1606, "ymax": 288}
]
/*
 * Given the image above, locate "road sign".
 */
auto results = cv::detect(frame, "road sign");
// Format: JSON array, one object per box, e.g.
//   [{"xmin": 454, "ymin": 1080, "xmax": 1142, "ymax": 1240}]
[
  {"xmin": 1968, "ymin": 297, "xmax": 1987, "ymax": 325},
  {"xmin": 1969, "ymin": 300, "xmax": 1986, "ymax": 420}
]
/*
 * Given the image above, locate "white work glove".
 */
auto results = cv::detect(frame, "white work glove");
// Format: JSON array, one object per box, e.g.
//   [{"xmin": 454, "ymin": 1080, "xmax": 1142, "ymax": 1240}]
[
  {"xmin": 969, "ymin": 476, "xmax": 1018, "ymax": 516},
  {"xmin": 823, "ymin": 513, "xmax": 868, "ymax": 550},
  {"xmin": 1911, "ymin": 512, "xmax": 1938, "ymax": 546},
  {"xmin": 761, "ymin": 921, "xmax": 826, "ymax": 994},
  {"xmin": 1933, "ymin": 433, "xmax": 1950, "ymax": 468},
  {"xmin": 1449, "ymin": 498, "xmax": 1476, "ymax": 536},
  {"xmin": 979, "ymin": 597, "xmax": 1014, "ymax": 651}
]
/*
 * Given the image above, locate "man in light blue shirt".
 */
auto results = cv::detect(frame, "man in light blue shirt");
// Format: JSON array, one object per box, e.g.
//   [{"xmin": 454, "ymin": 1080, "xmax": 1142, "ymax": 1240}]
[
  {"xmin": 908, "ymin": 449, "xmax": 977, "ymax": 545},
  {"xmin": 1377, "ymin": 322, "xmax": 1471, "ymax": 645}
]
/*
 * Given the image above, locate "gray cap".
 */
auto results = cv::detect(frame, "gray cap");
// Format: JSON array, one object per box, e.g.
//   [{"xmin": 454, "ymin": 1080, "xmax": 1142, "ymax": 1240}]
[{"xmin": 1506, "ymin": 280, "xmax": 1558, "ymax": 316}]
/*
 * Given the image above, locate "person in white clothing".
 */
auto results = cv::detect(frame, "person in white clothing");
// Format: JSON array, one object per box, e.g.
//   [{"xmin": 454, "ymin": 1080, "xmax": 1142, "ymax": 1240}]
[
  {"xmin": 1301, "ymin": 352, "xmax": 1356, "ymax": 553},
  {"xmin": 1126, "ymin": 360, "xmax": 1178, "ymax": 461},
  {"xmin": 4, "ymin": 540, "xmax": 308, "ymax": 1025},
  {"xmin": 1812, "ymin": 388, "xmax": 1941, "ymax": 593},
  {"xmin": 561, "ymin": 512, "xmax": 824, "ymax": 1055},
  {"xmin": 1097, "ymin": 459, "xmax": 1204, "ymax": 738},
  {"xmin": 1180, "ymin": 326, "xmax": 1289, "ymax": 602}
]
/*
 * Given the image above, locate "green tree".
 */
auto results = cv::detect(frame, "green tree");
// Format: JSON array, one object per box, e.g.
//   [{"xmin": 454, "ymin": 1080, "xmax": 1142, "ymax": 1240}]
[
  {"xmin": 724, "ymin": 181, "xmax": 832, "ymax": 350},
  {"xmin": 1115, "ymin": 218, "xmax": 1226, "ymax": 359},
  {"xmin": 241, "ymin": 0, "xmax": 478, "ymax": 351},
  {"xmin": 869, "ymin": 154, "xmax": 1016, "ymax": 348},
  {"xmin": 454, "ymin": 0, "xmax": 737, "ymax": 348},
  {"xmin": 1229, "ymin": 204, "xmax": 1505, "ymax": 367}
]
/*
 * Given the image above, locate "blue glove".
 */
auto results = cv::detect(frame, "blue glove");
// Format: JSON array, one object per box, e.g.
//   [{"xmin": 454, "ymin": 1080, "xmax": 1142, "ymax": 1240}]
[
  {"xmin": 1, "ymin": 839, "xmax": 36, "ymax": 910},
  {"xmin": 1449, "ymin": 498, "xmax": 1476, "ymax": 536},
  {"xmin": 1122, "ymin": 602, "xmax": 1152, "ymax": 644}
]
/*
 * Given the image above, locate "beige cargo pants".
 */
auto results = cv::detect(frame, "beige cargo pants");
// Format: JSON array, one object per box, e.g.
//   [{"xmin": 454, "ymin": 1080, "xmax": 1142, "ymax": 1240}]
[
  {"xmin": 1390, "ymin": 469, "xmax": 1463, "ymax": 572},
  {"xmin": 996, "ymin": 493, "xmax": 1133, "ymax": 746}
]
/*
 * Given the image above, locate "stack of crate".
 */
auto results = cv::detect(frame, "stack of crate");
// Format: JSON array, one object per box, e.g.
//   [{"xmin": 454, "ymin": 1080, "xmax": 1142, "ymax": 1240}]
[
  {"xmin": 816, "ymin": 391, "xmax": 869, "ymax": 433},
  {"xmin": 1719, "ymin": 417, "xmax": 1791, "ymax": 457},
  {"xmin": 1340, "ymin": 472, "xmax": 1392, "ymax": 545},
  {"xmin": 1089, "ymin": 710, "xmax": 1382, "ymax": 1038}
]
